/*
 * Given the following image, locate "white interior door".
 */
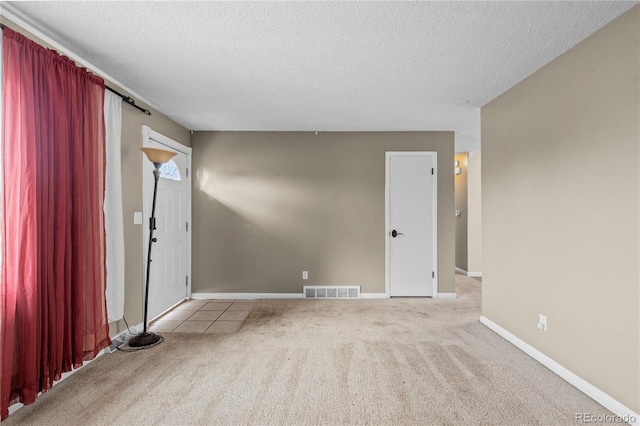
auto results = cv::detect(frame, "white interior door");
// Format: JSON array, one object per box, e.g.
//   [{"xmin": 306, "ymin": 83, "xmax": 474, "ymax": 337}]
[
  {"xmin": 386, "ymin": 152, "xmax": 437, "ymax": 297},
  {"xmin": 142, "ymin": 126, "xmax": 192, "ymax": 321}
]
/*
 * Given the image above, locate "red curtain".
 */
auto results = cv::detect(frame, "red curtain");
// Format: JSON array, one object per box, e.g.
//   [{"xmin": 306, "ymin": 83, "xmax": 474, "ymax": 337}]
[{"xmin": 1, "ymin": 27, "xmax": 111, "ymax": 420}]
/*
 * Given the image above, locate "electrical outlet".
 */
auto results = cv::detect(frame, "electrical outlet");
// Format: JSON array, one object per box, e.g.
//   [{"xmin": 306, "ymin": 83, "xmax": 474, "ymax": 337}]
[
  {"xmin": 537, "ymin": 314, "xmax": 547, "ymax": 331},
  {"xmin": 302, "ymin": 271, "xmax": 308, "ymax": 280}
]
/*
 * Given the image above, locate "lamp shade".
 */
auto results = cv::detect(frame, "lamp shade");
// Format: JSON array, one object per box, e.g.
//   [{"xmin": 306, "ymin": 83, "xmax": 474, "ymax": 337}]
[{"xmin": 140, "ymin": 147, "xmax": 177, "ymax": 164}]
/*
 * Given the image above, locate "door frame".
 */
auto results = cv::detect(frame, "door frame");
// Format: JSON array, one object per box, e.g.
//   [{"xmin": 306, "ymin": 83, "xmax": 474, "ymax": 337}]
[
  {"xmin": 141, "ymin": 125, "xmax": 193, "ymax": 304},
  {"xmin": 385, "ymin": 151, "xmax": 438, "ymax": 298}
]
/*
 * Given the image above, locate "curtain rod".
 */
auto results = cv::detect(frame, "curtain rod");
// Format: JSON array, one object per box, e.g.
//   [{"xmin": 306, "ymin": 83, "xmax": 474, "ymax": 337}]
[
  {"xmin": 106, "ymin": 86, "xmax": 151, "ymax": 116},
  {"xmin": 1, "ymin": 22, "xmax": 152, "ymax": 116}
]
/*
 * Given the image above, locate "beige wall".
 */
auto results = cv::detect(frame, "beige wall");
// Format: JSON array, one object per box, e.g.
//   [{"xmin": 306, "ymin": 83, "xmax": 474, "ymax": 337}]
[
  {"xmin": 0, "ymin": 17, "xmax": 192, "ymax": 337},
  {"xmin": 482, "ymin": 7, "xmax": 639, "ymax": 412},
  {"xmin": 466, "ymin": 151, "xmax": 482, "ymax": 274},
  {"xmin": 191, "ymin": 131, "xmax": 455, "ymax": 295},
  {"xmin": 454, "ymin": 153, "xmax": 468, "ymax": 271}
]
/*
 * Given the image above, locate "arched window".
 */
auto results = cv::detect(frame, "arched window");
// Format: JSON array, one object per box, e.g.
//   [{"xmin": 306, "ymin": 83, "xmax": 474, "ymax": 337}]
[{"xmin": 159, "ymin": 159, "xmax": 181, "ymax": 181}]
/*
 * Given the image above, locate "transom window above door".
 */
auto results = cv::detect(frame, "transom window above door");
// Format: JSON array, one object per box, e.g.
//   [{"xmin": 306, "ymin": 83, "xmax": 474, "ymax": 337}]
[{"xmin": 159, "ymin": 159, "xmax": 181, "ymax": 181}]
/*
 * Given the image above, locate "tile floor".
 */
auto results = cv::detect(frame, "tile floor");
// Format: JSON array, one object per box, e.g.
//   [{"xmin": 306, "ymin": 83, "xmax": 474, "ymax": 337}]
[{"xmin": 149, "ymin": 299, "xmax": 256, "ymax": 334}]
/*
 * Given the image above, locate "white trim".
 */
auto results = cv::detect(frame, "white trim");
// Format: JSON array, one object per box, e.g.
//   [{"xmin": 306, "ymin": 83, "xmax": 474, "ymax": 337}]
[
  {"xmin": 150, "ymin": 299, "xmax": 187, "ymax": 322},
  {"xmin": 141, "ymin": 126, "xmax": 192, "ymax": 324},
  {"xmin": 360, "ymin": 293, "xmax": 389, "ymax": 299},
  {"xmin": 192, "ymin": 292, "xmax": 391, "ymax": 300},
  {"xmin": 455, "ymin": 267, "xmax": 482, "ymax": 278},
  {"xmin": 437, "ymin": 293, "xmax": 457, "ymax": 299},
  {"xmin": 480, "ymin": 315, "xmax": 640, "ymax": 426},
  {"xmin": 385, "ymin": 151, "xmax": 438, "ymax": 298},
  {"xmin": 142, "ymin": 126, "xmax": 192, "ymax": 155},
  {"xmin": 186, "ymin": 153, "xmax": 193, "ymax": 298},
  {"xmin": 385, "ymin": 157, "xmax": 389, "ymax": 296},
  {"xmin": 191, "ymin": 293, "xmax": 303, "ymax": 300},
  {"xmin": 0, "ymin": 5, "xmax": 169, "ymax": 123}
]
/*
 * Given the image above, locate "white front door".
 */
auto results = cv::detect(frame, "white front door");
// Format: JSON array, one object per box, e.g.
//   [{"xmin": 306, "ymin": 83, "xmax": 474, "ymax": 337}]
[
  {"xmin": 142, "ymin": 126, "xmax": 192, "ymax": 321},
  {"xmin": 386, "ymin": 152, "xmax": 437, "ymax": 297}
]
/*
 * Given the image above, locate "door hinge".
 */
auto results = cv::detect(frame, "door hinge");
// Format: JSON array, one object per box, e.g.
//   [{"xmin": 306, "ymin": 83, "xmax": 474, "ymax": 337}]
[
  {"xmin": 186, "ymin": 168, "xmax": 189, "ymax": 177},
  {"xmin": 431, "ymin": 168, "xmax": 434, "ymax": 175},
  {"xmin": 186, "ymin": 222, "xmax": 189, "ymax": 232},
  {"xmin": 432, "ymin": 271, "xmax": 435, "ymax": 278},
  {"xmin": 186, "ymin": 276, "xmax": 189, "ymax": 287}
]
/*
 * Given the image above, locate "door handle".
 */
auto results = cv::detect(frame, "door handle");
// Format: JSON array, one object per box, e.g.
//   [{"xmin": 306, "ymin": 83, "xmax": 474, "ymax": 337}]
[{"xmin": 391, "ymin": 230, "xmax": 404, "ymax": 238}]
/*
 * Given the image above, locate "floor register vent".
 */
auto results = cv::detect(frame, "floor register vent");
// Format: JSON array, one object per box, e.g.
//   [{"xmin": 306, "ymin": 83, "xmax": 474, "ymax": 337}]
[{"xmin": 304, "ymin": 286, "xmax": 360, "ymax": 299}]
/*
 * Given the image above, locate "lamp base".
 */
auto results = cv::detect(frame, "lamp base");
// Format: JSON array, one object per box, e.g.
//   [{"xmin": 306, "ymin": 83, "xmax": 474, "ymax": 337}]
[{"xmin": 128, "ymin": 331, "xmax": 162, "ymax": 348}]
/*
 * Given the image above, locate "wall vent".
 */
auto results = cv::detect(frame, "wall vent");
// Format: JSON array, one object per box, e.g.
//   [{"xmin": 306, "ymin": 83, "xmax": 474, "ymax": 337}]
[{"xmin": 303, "ymin": 286, "xmax": 360, "ymax": 299}]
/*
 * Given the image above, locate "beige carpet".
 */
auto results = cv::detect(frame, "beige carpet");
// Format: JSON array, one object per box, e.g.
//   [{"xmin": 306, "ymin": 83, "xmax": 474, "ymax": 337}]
[{"xmin": 5, "ymin": 275, "xmax": 613, "ymax": 425}]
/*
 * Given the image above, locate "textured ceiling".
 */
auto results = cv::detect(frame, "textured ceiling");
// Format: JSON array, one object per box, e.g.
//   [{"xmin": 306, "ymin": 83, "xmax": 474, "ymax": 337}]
[{"xmin": 3, "ymin": 1, "xmax": 638, "ymax": 152}]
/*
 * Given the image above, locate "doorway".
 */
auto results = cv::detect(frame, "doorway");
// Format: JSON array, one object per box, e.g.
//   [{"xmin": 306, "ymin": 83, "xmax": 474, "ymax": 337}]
[
  {"xmin": 142, "ymin": 125, "xmax": 192, "ymax": 320},
  {"xmin": 386, "ymin": 152, "xmax": 438, "ymax": 297}
]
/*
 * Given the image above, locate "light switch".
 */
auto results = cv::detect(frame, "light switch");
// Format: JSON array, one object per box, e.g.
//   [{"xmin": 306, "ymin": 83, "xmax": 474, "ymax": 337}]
[{"xmin": 134, "ymin": 211, "xmax": 143, "ymax": 225}]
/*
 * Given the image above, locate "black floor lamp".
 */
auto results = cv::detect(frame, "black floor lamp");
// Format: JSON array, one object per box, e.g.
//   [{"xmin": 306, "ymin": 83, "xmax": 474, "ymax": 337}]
[{"xmin": 128, "ymin": 147, "xmax": 177, "ymax": 348}]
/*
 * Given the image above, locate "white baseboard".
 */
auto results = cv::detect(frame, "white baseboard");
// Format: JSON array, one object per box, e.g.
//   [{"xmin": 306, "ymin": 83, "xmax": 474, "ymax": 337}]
[
  {"xmin": 480, "ymin": 315, "xmax": 639, "ymax": 426},
  {"xmin": 437, "ymin": 293, "xmax": 457, "ymax": 299},
  {"xmin": 455, "ymin": 267, "xmax": 482, "ymax": 278},
  {"xmin": 192, "ymin": 292, "xmax": 391, "ymax": 300},
  {"xmin": 360, "ymin": 293, "xmax": 388, "ymax": 299},
  {"xmin": 191, "ymin": 292, "xmax": 303, "ymax": 300}
]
